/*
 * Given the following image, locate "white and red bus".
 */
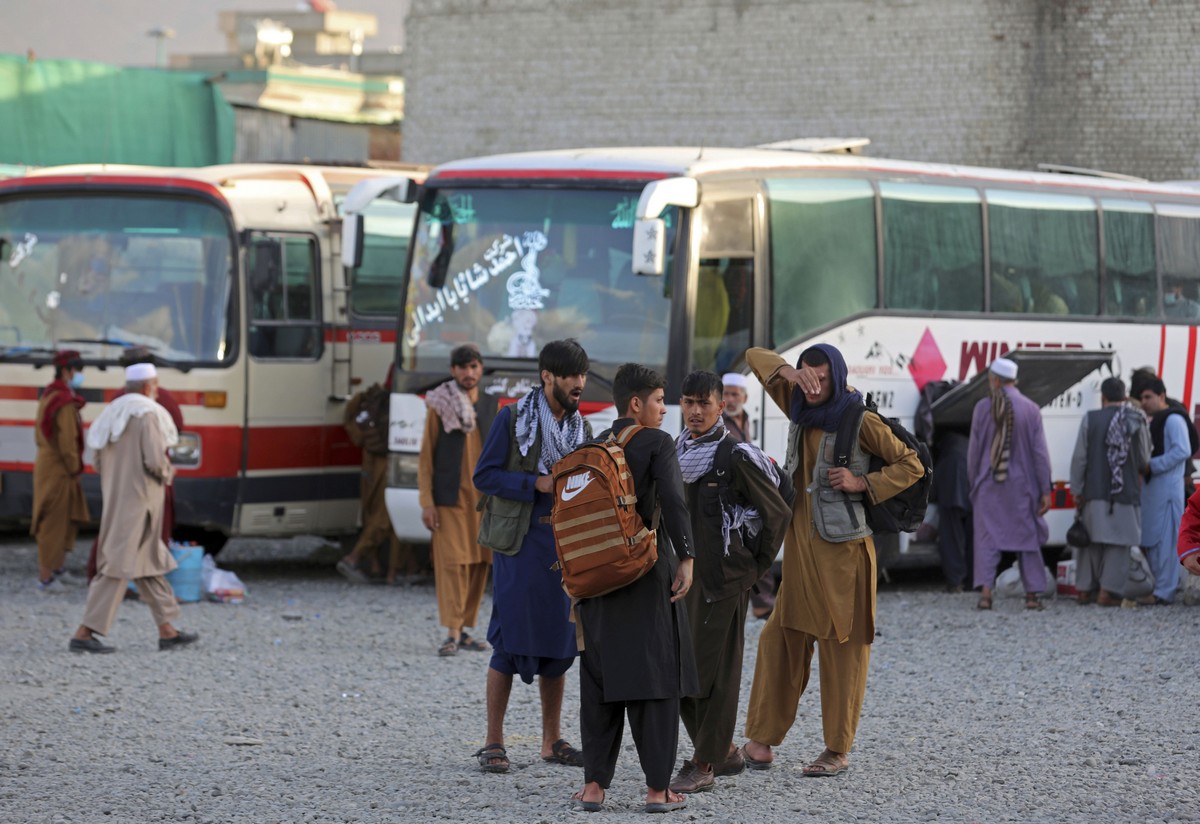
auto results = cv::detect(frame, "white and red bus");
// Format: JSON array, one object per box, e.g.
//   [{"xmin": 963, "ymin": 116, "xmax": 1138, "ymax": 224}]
[
  {"xmin": 352, "ymin": 147, "xmax": 1200, "ymax": 569},
  {"xmin": 0, "ymin": 162, "xmax": 425, "ymax": 551}
]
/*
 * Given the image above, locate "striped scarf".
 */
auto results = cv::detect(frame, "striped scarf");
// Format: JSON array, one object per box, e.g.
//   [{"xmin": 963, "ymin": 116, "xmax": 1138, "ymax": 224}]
[{"xmin": 989, "ymin": 386, "xmax": 1013, "ymax": 482}]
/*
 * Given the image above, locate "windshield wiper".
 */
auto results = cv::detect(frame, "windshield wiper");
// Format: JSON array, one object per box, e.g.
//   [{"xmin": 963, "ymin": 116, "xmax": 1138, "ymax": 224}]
[
  {"xmin": 0, "ymin": 345, "xmax": 58, "ymax": 362},
  {"xmin": 55, "ymin": 338, "xmax": 194, "ymax": 373},
  {"xmin": 58, "ymin": 336, "xmax": 136, "ymax": 348}
]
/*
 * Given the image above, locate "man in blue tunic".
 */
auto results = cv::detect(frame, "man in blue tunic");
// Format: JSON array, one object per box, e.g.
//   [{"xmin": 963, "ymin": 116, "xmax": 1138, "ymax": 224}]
[
  {"xmin": 1138, "ymin": 378, "xmax": 1190, "ymax": 605},
  {"xmin": 472, "ymin": 339, "xmax": 591, "ymax": 773}
]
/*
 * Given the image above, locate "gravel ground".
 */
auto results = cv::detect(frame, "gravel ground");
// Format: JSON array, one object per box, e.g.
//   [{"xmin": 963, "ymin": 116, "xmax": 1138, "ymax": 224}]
[{"xmin": 2, "ymin": 533, "xmax": 1198, "ymax": 824}]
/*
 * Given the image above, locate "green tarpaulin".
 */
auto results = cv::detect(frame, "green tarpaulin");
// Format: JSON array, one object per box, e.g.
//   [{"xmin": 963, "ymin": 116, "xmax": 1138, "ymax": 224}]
[{"xmin": 0, "ymin": 54, "xmax": 234, "ymax": 167}]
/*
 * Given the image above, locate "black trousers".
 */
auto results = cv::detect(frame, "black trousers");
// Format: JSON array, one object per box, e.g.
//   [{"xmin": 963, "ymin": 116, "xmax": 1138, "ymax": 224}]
[
  {"xmin": 937, "ymin": 505, "xmax": 974, "ymax": 588},
  {"xmin": 579, "ymin": 646, "xmax": 679, "ymax": 790},
  {"xmin": 680, "ymin": 588, "xmax": 748, "ymax": 764}
]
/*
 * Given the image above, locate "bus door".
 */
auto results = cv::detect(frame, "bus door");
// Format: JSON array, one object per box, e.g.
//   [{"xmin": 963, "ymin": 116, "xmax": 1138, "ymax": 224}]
[
  {"xmin": 688, "ymin": 185, "xmax": 765, "ymax": 443},
  {"xmin": 239, "ymin": 230, "xmax": 328, "ymax": 534}
]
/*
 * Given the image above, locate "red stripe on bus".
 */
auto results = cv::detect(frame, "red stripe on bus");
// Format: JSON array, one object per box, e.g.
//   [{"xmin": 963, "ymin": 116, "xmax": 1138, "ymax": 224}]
[
  {"xmin": 1185, "ymin": 326, "xmax": 1198, "ymax": 415},
  {"xmin": 0, "ymin": 387, "xmax": 41, "ymax": 401},
  {"xmin": 0, "ymin": 174, "xmax": 228, "ymax": 202},
  {"xmin": 1159, "ymin": 325, "xmax": 1167, "ymax": 377},
  {"xmin": 322, "ymin": 328, "xmax": 399, "ymax": 344}
]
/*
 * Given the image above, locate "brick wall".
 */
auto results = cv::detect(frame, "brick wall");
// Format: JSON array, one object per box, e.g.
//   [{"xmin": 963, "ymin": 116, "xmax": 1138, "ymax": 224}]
[{"xmin": 402, "ymin": 0, "xmax": 1200, "ymax": 180}]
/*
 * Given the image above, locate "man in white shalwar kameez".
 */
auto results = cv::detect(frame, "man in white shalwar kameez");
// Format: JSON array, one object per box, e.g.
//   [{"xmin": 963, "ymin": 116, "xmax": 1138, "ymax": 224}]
[{"xmin": 69, "ymin": 363, "xmax": 199, "ymax": 653}]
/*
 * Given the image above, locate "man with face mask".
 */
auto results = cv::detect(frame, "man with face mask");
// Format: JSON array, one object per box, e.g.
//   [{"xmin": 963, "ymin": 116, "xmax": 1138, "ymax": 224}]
[
  {"xmin": 31, "ymin": 349, "xmax": 91, "ymax": 593},
  {"xmin": 69, "ymin": 363, "xmax": 197, "ymax": 653},
  {"xmin": 471, "ymin": 339, "xmax": 592, "ymax": 774},
  {"xmin": 739, "ymin": 344, "xmax": 922, "ymax": 778}
]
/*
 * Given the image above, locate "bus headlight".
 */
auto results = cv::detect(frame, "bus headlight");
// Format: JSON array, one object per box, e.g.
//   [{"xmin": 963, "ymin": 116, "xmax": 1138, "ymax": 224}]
[
  {"xmin": 388, "ymin": 452, "xmax": 420, "ymax": 487},
  {"xmin": 168, "ymin": 432, "xmax": 202, "ymax": 467}
]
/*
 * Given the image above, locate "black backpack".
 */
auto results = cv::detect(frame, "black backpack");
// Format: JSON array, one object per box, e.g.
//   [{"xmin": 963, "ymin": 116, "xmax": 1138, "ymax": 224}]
[{"xmin": 832, "ymin": 395, "xmax": 932, "ymax": 534}]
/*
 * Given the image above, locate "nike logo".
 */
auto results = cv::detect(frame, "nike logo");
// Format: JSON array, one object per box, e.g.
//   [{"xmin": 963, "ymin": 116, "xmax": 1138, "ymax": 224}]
[{"xmin": 560, "ymin": 471, "xmax": 595, "ymax": 501}]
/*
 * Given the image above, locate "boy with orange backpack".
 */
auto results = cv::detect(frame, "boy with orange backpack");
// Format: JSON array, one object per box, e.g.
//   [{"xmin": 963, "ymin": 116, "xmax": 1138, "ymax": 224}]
[{"xmin": 569, "ymin": 363, "xmax": 698, "ymax": 814}]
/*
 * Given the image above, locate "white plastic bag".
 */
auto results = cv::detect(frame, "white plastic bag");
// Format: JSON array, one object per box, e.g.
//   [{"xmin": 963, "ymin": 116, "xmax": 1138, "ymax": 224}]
[
  {"xmin": 201, "ymin": 553, "xmax": 246, "ymax": 603},
  {"xmin": 1123, "ymin": 546, "xmax": 1154, "ymax": 600},
  {"xmin": 994, "ymin": 561, "xmax": 1056, "ymax": 597}
]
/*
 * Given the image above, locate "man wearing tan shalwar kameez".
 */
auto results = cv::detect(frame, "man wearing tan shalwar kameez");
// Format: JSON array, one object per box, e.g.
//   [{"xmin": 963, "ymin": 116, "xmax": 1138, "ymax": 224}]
[
  {"xmin": 69, "ymin": 363, "xmax": 197, "ymax": 654},
  {"xmin": 418, "ymin": 345, "xmax": 496, "ymax": 657},
  {"xmin": 32, "ymin": 350, "xmax": 91, "ymax": 590},
  {"xmin": 741, "ymin": 346, "xmax": 922, "ymax": 777}
]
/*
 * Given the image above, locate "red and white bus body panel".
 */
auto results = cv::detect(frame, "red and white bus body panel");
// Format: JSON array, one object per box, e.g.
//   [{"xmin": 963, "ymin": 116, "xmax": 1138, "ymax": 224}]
[{"xmin": 0, "ymin": 164, "xmax": 423, "ymax": 541}]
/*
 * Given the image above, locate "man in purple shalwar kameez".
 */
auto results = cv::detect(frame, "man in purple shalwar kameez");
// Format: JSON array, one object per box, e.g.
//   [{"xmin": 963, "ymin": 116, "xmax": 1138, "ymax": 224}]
[{"xmin": 967, "ymin": 358, "xmax": 1052, "ymax": 610}]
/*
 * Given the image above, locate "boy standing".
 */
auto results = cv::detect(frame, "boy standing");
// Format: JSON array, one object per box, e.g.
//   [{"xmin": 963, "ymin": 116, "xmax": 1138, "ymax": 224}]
[
  {"xmin": 670, "ymin": 370, "xmax": 790, "ymax": 794},
  {"xmin": 571, "ymin": 363, "xmax": 698, "ymax": 814}
]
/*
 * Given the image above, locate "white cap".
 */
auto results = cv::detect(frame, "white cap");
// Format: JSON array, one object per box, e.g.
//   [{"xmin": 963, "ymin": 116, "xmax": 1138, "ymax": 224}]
[
  {"xmin": 990, "ymin": 358, "xmax": 1018, "ymax": 380},
  {"xmin": 722, "ymin": 372, "xmax": 748, "ymax": 389},
  {"xmin": 124, "ymin": 362, "xmax": 157, "ymax": 382}
]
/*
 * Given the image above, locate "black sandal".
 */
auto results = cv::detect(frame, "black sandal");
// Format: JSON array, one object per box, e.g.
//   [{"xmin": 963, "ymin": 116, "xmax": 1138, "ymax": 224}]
[
  {"xmin": 437, "ymin": 637, "xmax": 458, "ymax": 657},
  {"xmin": 475, "ymin": 742, "xmax": 510, "ymax": 773},
  {"xmin": 542, "ymin": 738, "xmax": 584, "ymax": 767}
]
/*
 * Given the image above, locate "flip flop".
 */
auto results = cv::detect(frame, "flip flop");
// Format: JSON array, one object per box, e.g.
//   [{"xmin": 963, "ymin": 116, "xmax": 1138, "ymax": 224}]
[
  {"xmin": 570, "ymin": 789, "xmax": 604, "ymax": 812},
  {"xmin": 802, "ymin": 754, "xmax": 849, "ymax": 778},
  {"xmin": 643, "ymin": 793, "xmax": 687, "ymax": 813},
  {"xmin": 458, "ymin": 633, "xmax": 489, "ymax": 651},
  {"xmin": 335, "ymin": 560, "xmax": 369, "ymax": 584},
  {"xmin": 543, "ymin": 738, "xmax": 584, "ymax": 766},
  {"xmin": 739, "ymin": 744, "xmax": 773, "ymax": 771}
]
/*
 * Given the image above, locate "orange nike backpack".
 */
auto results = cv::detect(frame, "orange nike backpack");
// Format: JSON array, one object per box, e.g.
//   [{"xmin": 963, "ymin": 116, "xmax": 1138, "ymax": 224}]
[{"xmin": 549, "ymin": 425, "xmax": 659, "ymax": 599}]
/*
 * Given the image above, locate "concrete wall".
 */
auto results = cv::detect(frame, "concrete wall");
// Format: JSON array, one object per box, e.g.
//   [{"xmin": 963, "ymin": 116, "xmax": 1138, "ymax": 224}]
[{"xmin": 401, "ymin": 0, "xmax": 1200, "ymax": 180}]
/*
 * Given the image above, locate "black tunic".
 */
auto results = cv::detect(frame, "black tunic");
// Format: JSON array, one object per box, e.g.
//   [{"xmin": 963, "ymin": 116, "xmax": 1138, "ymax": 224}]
[{"xmin": 576, "ymin": 418, "xmax": 699, "ymax": 703}]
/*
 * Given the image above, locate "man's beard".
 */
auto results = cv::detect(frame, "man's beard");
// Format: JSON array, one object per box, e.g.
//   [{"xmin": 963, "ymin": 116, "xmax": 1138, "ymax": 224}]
[
  {"xmin": 455, "ymin": 378, "xmax": 476, "ymax": 392},
  {"xmin": 552, "ymin": 382, "xmax": 579, "ymax": 414}
]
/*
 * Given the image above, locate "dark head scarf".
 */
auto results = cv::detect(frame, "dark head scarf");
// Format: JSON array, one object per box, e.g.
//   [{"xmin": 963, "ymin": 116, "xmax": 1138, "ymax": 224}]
[{"xmin": 788, "ymin": 343, "xmax": 863, "ymax": 432}]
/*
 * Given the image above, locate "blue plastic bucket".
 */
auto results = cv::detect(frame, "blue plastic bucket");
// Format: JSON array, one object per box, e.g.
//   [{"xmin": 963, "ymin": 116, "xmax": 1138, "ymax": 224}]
[{"xmin": 165, "ymin": 543, "xmax": 204, "ymax": 603}]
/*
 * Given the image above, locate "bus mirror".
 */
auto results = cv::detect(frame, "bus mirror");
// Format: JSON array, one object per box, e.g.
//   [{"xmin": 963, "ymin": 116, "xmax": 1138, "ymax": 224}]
[
  {"xmin": 632, "ymin": 218, "xmax": 666, "ymax": 276},
  {"xmin": 341, "ymin": 213, "xmax": 365, "ymax": 269},
  {"xmin": 636, "ymin": 177, "xmax": 699, "ymax": 220}
]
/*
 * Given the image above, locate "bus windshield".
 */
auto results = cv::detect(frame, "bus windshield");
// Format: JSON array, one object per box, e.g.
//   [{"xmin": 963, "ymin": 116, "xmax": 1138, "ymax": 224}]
[
  {"xmin": 401, "ymin": 187, "xmax": 674, "ymax": 372},
  {"xmin": 0, "ymin": 193, "xmax": 235, "ymax": 364}
]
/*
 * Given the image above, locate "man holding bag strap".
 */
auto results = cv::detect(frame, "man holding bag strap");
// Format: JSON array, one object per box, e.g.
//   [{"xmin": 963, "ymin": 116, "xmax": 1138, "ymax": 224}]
[{"xmin": 471, "ymin": 339, "xmax": 590, "ymax": 774}]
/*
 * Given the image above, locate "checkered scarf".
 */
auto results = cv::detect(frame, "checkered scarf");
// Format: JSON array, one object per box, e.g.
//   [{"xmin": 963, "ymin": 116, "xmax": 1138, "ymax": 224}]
[
  {"xmin": 514, "ymin": 387, "xmax": 586, "ymax": 474},
  {"xmin": 1105, "ymin": 403, "xmax": 1135, "ymax": 499},
  {"xmin": 674, "ymin": 424, "xmax": 780, "ymax": 555},
  {"xmin": 425, "ymin": 379, "xmax": 476, "ymax": 433}
]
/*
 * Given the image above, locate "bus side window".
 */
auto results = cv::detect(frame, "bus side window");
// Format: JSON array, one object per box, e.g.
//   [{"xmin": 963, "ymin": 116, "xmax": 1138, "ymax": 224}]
[
  {"xmin": 247, "ymin": 233, "xmax": 322, "ymax": 359},
  {"xmin": 1101, "ymin": 200, "xmax": 1155, "ymax": 317},
  {"xmin": 1158, "ymin": 205, "xmax": 1200, "ymax": 320},
  {"xmin": 987, "ymin": 190, "xmax": 1098, "ymax": 316},
  {"xmin": 881, "ymin": 183, "xmax": 983, "ymax": 312}
]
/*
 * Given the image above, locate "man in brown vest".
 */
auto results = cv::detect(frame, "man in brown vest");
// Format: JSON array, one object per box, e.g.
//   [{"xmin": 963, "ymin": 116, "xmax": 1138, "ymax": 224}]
[{"xmin": 418, "ymin": 344, "xmax": 497, "ymax": 656}]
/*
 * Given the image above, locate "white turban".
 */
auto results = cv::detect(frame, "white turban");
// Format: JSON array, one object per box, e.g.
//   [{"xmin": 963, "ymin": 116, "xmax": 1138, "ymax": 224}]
[
  {"xmin": 125, "ymin": 362, "xmax": 157, "ymax": 382},
  {"xmin": 722, "ymin": 372, "xmax": 748, "ymax": 389},
  {"xmin": 990, "ymin": 358, "xmax": 1018, "ymax": 380}
]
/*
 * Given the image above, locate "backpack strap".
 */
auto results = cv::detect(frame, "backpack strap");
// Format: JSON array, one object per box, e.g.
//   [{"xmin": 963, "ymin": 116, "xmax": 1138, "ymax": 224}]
[{"xmin": 833, "ymin": 403, "xmax": 868, "ymax": 468}]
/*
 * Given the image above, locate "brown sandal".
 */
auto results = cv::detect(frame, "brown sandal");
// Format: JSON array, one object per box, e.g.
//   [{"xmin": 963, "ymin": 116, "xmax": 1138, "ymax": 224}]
[
  {"xmin": 1025, "ymin": 594, "xmax": 1045, "ymax": 611},
  {"xmin": 976, "ymin": 594, "xmax": 993, "ymax": 610}
]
